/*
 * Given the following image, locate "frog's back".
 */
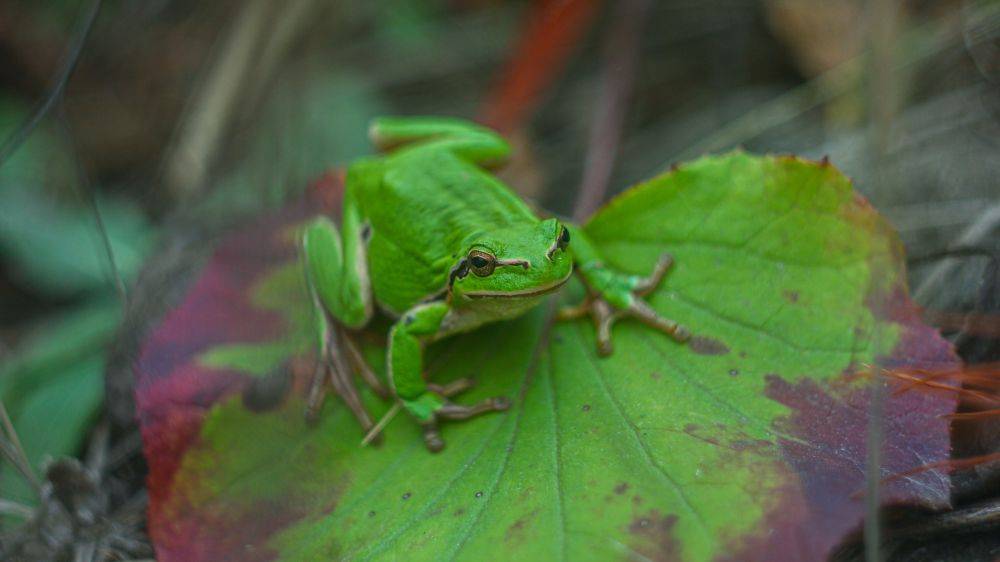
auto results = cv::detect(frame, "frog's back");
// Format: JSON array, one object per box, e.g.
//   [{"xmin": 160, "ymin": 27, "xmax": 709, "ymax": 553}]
[{"xmin": 354, "ymin": 147, "xmax": 538, "ymax": 314}]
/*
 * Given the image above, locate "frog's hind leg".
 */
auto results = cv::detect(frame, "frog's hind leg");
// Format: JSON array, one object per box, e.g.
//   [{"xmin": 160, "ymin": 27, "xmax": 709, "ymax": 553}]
[
  {"xmin": 302, "ymin": 202, "xmax": 385, "ymax": 435},
  {"xmin": 302, "ymin": 210, "xmax": 371, "ymax": 329},
  {"xmin": 304, "ymin": 305, "xmax": 379, "ymax": 441},
  {"xmin": 368, "ymin": 116, "xmax": 511, "ymax": 169}
]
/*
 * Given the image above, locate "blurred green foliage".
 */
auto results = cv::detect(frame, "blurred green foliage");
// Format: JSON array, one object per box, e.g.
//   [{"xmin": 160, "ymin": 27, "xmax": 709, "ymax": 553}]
[
  {"xmin": 0, "ymin": 301, "xmax": 118, "ymax": 507},
  {"xmin": 0, "ymin": 98, "xmax": 154, "ymax": 296},
  {"xmin": 198, "ymin": 70, "xmax": 389, "ymax": 218},
  {"xmin": 0, "ymin": 60, "xmax": 388, "ymax": 514},
  {"xmin": 0, "ymin": 98, "xmax": 153, "ymax": 512}
]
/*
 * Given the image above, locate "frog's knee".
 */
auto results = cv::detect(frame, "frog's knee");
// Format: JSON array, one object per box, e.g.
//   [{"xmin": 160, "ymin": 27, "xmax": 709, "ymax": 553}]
[
  {"xmin": 401, "ymin": 392, "xmax": 444, "ymax": 423},
  {"xmin": 370, "ymin": 116, "xmax": 484, "ymax": 146},
  {"xmin": 368, "ymin": 116, "xmax": 510, "ymax": 167}
]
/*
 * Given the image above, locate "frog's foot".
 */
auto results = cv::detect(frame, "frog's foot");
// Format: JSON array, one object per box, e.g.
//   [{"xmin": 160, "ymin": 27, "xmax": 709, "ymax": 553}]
[
  {"xmin": 305, "ymin": 325, "xmax": 388, "ymax": 442},
  {"xmin": 559, "ymin": 253, "xmax": 690, "ymax": 356},
  {"xmin": 342, "ymin": 333, "xmax": 390, "ymax": 399},
  {"xmin": 403, "ymin": 381, "xmax": 510, "ymax": 453}
]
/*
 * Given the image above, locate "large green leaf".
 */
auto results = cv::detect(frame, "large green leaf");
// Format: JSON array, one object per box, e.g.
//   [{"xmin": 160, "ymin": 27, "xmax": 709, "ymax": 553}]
[{"xmin": 136, "ymin": 154, "xmax": 955, "ymax": 561}]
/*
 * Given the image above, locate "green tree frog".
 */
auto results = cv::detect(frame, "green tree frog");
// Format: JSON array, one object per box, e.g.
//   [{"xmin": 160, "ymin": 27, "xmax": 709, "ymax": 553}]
[{"xmin": 301, "ymin": 116, "xmax": 689, "ymax": 452}]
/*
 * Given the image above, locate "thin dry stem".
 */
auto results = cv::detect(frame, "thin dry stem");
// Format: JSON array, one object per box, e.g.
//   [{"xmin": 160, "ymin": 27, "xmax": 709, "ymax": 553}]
[
  {"xmin": 0, "ymin": 399, "xmax": 40, "ymax": 492},
  {"xmin": 572, "ymin": 0, "xmax": 649, "ymax": 221}
]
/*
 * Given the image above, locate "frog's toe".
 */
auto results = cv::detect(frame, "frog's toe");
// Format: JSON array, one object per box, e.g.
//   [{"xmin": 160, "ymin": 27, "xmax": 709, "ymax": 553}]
[
  {"xmin": 593, "ymin": 299, "xmax": 617, "ymax": 357},
  {"xmin": 415, "ymin": 395, "xmax": 510, "ymax": 453},
  {"xmin": 436, "ymin": 396, "xmax": 510, "ymax": 420},
  {"xmin": 565, "ymin": 287, "xmax": 689, "ymax": 356},
  {"xmin": 421, "ymin": 422, "xmax": 446, "ymax": 453},
  {"xmin": 596, "ymin": 331, "xmax": 614, "ymax": 357},
  {"xmin": 557, "ymin": 299, "xmax": 592, "ymax": 321},
  {"xmin": 427, "ymin": 377, "xmax": 475, "ymax": 396},
  {"xmin": 633, "ymin": 253, "xmax": 675, "ymax": 296},
  {"xmin": 627, "ymin": 299, "xmax": 690, "ymax": 343},
  {"xmin": 490, "ymin": 396, "xmax": 512, "ymax": 410},
  {"xmin": 305, "ymin": 327, "xmax": 379, "ymax": 438}
]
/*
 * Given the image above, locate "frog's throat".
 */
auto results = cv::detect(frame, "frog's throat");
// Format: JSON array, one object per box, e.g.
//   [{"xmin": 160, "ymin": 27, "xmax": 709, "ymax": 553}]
[{"xmin": 462, "ymin": 270, "xmax": 572, "ymax": 300}]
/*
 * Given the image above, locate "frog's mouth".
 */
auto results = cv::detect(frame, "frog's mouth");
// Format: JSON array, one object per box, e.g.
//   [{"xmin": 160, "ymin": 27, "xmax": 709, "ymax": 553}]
[{"xmin": 463, "ymin": 271, "xmax": 572, "ymax": 300}]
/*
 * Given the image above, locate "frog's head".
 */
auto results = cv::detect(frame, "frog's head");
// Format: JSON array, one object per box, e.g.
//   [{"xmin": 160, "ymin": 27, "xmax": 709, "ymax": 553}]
[{"xmin": 449, "ymin": 218, "xmax": 572, "ymax": 302}]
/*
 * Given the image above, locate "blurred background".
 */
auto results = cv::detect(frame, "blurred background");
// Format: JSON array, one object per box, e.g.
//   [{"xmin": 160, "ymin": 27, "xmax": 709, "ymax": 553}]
[{"xmin": 0, "ymin": 0, "xmax": 997, "ymax": 559}]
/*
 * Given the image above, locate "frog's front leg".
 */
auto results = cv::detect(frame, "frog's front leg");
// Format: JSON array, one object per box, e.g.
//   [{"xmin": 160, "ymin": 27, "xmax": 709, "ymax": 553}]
[
  {"xmin": 388, "ymin": 301, "xmax": 510, "ymax": 452},
  {"xmin": 560, "ymin": 225, "xmax": 690, "ymax": 356}
]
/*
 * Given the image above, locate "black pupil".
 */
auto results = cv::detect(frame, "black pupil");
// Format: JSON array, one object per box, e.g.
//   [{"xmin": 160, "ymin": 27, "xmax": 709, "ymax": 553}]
[
  {"xmin": 471, "ymin": 255, "xmax": 490, "ymax": 268},
  {"xmin": 560, "ymin": 228, "xmax": 570, "ymax": 245}
]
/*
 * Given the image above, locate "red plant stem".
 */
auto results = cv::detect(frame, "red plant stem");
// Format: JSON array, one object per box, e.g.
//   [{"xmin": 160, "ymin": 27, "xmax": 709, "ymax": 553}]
[
  {"xmin": 851, "ymin": 452, "xmax": 1000, "ymax": 500},
  {"xmin": 885, "ymin": 371, "xmax": 999, "ymax": 405},
  {"xmin": 888, "ymin": 452, "xmax": 1000, "ymax": 481},
  {"xmin": 479, "ymin": 0, "xmax": 601, "ymax": 133}
]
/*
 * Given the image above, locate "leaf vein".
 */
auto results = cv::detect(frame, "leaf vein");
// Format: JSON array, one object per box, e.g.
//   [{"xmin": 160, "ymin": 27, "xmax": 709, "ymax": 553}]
[
  {"xmin": 666, "ymin": 291, "xmax": 857, "ymax": 354},
  {"xmin": 546, "ymin": 349, "xmax": 568, "ymax": 562},
  {"xmin": 572, "ymin": 324, "xmax": 713, "ymax": 540},
  {"xmin": 444, "ymin": 308, "xmax": 558, "ymax": 561}
]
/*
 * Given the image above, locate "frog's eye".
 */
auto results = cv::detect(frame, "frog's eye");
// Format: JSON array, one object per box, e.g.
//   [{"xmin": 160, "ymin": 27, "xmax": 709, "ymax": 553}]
[
  {"xmin": 468, "ymin": 250, "xmax": 497, "ymax": 277},
  {"xmin": 547, "ymin": 226, "xmax": 571, "ymax": 260}
]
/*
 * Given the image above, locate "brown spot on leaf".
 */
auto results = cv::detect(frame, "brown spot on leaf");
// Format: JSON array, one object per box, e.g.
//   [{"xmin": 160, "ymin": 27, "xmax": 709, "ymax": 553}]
[
  {"xmin": 730, "ymin": 439, "xmax": 771, "ymax": 453},
  {"xmin": 241, "ymin": 363, "xmax": 292, "ymax": 412},
  {"xmin": 650, "ymin": 371, "xmax": 662, "ymax": 380},
  {"xmin": 320, "ymin": 493, "xmax": 340, "ymax": 517},
  {"xmin": 614, "ymin": 482, "xmax": 629, "ymax": 495},
  {"xmin": 683, "ymin": 424, "xmax": 720, "ymax": 447},
  {"xmin": 628, "ymin": 510, "xmax": 679, "ymax": 562},
  {"xmin": 688, "ymin": 335, "xmax": 730, "ymax": 355},
  {"xmin": 782, "ymin": 290, "xmax": 799, "ymax": 303},
  {"xmin": 504, "ymin": 509, "xmax": 539, "ymax": 544},
  {"xmin": 581, "ymin": 404, "xmax": 591, "ymax": 412},
  {"xmin": 453, "ymin": 508, "xmax": 465, "ymax": 516},
  {"xmin": 728, "ymin": 369, "xmax": 739, "ymax": 377}
]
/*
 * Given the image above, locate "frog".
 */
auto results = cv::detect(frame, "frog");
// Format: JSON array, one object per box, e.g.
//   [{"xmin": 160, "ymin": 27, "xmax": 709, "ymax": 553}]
[{"xmin": 301, "ymin": 116, "xmax": 689, "ymax": 452}]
